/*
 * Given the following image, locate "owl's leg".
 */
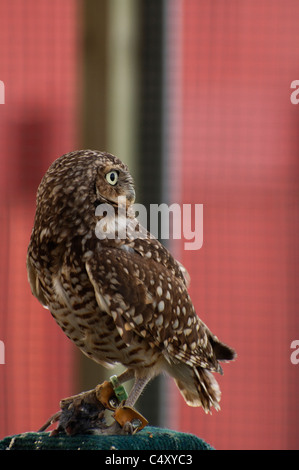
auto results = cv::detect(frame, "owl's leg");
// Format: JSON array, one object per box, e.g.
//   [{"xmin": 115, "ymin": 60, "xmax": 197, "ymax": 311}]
[
  {"xmin": 110, "ymin": 369, "xmax": 150, "ymax": 407},
  {"xmin": 39, "ymin": 371, "xmax": 150, "ymax": 436},
  {"xmin": 117, "ymin": 368, "xmax": 135, "ymax": 384},
  {"xmin": 105, "ymin": 374, "xmax": 150, "ymax": 435},
  {"xmin": 95, "ymin": 368, "xmax": 147, "ymax": 411},
  {"xmin": 95, "ymin": 369, "xmax": 134, "ymax": 410},
  {"xmin": 124, "ymin": 375, "xmax": 151, "ymax": 408},
  {"xmin": 94, "ymin": 373, "xmax": 150, "ymax": 435}
]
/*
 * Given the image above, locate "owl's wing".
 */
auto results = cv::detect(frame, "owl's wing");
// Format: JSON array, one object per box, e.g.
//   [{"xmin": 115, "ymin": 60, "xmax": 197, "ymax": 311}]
[
  {"xmin": 85, "ymin": 245, "xmax": 219, "ymax": 371},
  {"xmin": 125, "ymin": 229, "xmax": 191, "ymax": 288}
]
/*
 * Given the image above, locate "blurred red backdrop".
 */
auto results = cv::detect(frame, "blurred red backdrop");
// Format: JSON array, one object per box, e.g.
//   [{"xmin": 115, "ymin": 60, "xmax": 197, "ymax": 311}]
[
  {"xmin": 0, "ymin": 0, "xmax": 299, "ymax": 450},
  {"xmin": 168, "ymin": 0, "xmax": 299, "ymax": 450},
  {"xmin": 0, "ymin": 0, "xmax": 79, "ymax": 437}
]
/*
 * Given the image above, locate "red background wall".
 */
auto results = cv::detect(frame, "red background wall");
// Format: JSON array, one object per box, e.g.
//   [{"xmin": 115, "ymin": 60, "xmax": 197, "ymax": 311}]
[
  {"xmin": 169, "ymin": 0, "xmax": 299, "ymax": 450},
  {"xmin": 0, "ymin": 0, "xmax": 299, "ymax": 450},
  {"xmin": 0, "ymin": 0, "xmax": 79, "ymax": 437}
]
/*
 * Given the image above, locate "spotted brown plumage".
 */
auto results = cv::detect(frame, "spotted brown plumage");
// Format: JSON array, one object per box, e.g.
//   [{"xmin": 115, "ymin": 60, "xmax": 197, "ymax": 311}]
[{"xmin": 27, "ymin": 149, "xmax": 236, "ymax": 430}]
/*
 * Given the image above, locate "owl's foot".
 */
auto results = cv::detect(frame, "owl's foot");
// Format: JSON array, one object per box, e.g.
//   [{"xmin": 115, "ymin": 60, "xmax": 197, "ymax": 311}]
[
  {"xmin": 90, "ymin": 405, "xmax": 148, "ymax": 435},
  {"xmin": 95, "ymin": 375, "xmax": 128, "ymax": 410},
  {"xmin": 95, "ymin": 376, "xmax": 148, "ymax": 434},
  {"xmin": 113, "ymin": 405, "xmax": 148, "ymax": 434},
  {"xmin": 37, "ymin": 376, "xmax": 147, "ymax": 436}
]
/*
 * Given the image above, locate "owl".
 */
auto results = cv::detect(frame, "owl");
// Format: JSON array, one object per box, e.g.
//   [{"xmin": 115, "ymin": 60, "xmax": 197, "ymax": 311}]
[{"xmin": 27, "ymin": 149, "xmax": 236, "ymax": 434}]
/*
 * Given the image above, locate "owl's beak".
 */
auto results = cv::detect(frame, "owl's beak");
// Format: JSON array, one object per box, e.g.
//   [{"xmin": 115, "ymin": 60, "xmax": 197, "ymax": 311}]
[{"xmin": 126, "ymin": 188, "xmax": 135, "ymax": 204}]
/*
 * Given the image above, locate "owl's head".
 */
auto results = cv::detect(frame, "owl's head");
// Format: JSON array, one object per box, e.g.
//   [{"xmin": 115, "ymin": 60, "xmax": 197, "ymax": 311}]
[
  {"xmin": 34, "ymin": 150, "xmax": 135, "ymax": 241},
  {"xmin": 93, "ymin": 154, "xmax": 135, "ymax": 206}
]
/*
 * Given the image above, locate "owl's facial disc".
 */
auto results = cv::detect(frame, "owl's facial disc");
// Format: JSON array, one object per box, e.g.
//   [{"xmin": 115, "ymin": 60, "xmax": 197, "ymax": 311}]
[{"xmin": 95, "ymin": 166, "xmax": 135, "ymax": 207}]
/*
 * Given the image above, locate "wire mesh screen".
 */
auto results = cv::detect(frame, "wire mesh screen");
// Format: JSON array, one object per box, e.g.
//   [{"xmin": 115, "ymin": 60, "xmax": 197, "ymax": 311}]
[
  {"xmin": 165, "ymin": 0, "xmax": 299, "ymax": 450},
  {"xmin": 0, "ymin": 0, "xmax": 299, "ymax": 450},
  {"xmin": 0, "ymin": 0, "xmax": 79, "ymax": 437}
]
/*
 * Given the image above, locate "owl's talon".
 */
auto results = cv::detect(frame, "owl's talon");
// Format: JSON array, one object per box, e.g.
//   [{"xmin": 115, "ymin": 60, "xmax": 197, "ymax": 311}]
[
  {"xmin": 95, "ymin": 380, "xmax": 116, "ymax": 410},
  {"xmin": 122, "ymin": 421, "xmax": 134, "ymax": 435},
  {"xmin": 37, "ymin": 382, "xmax": 146, "ymax": 436},
  {"xmin": 113, "ymin": 405, "xmax": 148, "ymax": 433},
  {"xmin": 95, "ymin": 375, "xmax": 128, "ymax": 411}
]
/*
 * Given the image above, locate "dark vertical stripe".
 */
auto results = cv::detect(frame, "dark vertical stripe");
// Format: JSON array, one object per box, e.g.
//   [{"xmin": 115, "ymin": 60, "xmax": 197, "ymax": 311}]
[
  {"xmin": 81, "ymin": 0, "xmax": 108, "ymax": 151},
  {"xmin": 138, "ymin": 0, "xmax": 164, "ymax": 210},
  {"xmin": 137, "ymin": 0, "xmax": 165, "ymax": 427}
]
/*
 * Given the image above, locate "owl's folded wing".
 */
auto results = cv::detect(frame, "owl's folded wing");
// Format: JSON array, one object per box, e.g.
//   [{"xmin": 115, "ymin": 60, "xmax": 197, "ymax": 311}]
[{"xmin": 85, "ymin": 246, "xmax": 219, "ymax": 372}]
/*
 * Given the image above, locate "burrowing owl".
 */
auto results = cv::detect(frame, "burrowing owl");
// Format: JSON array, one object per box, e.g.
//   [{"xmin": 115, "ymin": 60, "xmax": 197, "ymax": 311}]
[{"xmin": 27, "ymin": 150, "xmax": 235, "ymax": 433}]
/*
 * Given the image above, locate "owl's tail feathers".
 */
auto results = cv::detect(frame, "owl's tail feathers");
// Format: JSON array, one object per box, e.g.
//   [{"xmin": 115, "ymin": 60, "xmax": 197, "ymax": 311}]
[
  {"xmin": 210, "ymin": 337, "xmax": 236, "ymax": 363},
  {"xmin": 167, "ymin": 339, "xmax": 236, "ymax": 412},
  {"xmin": 174, "ymin": 368, "xmax": 221, "ymax": 413}
]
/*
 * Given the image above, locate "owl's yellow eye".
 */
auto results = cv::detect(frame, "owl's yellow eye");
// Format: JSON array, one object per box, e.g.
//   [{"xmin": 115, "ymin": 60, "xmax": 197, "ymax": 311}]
[{"xmin": 105, "ymin": 170, "xmax": 119, "ymax": 186}]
